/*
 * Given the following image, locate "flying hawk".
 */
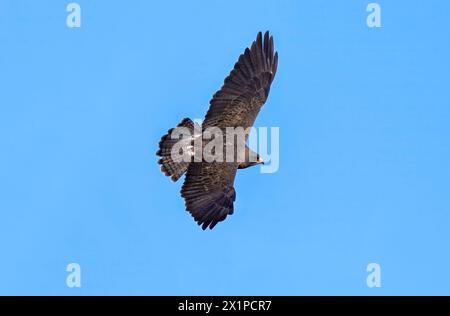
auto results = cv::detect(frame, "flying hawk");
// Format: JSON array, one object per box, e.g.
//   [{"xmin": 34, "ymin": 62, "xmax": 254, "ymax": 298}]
[{"xmin": 157, "ymin": 31, "xmax": 278, "ymax": 230}]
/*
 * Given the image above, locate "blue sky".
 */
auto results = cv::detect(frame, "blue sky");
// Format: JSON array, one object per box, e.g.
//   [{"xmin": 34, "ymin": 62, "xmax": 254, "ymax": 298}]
[{"xmin": 1, "ymin": 0, "xmax": 449, "ymax": 295}]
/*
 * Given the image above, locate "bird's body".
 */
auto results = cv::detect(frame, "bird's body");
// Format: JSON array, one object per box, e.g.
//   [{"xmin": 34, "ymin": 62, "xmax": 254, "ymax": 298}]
[{"xmin": 157, "ymin": 31, "xmax": 278, "ymax": 230}]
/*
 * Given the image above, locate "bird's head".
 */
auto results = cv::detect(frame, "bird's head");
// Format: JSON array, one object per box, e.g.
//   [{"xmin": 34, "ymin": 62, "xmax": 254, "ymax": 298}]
[
  {"xmin": 238, "ymin": 154, "xmax": 264, "ymax": 169},
  {"xmin": 256, "ymin": 154, "xmax": 264, "ymax": 165}
]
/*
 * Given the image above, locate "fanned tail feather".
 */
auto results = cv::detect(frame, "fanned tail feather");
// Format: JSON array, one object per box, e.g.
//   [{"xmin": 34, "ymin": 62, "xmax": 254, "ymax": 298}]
[{"xmin": 156, "ymin": 118, "xmax": 195, "ymax": 182}]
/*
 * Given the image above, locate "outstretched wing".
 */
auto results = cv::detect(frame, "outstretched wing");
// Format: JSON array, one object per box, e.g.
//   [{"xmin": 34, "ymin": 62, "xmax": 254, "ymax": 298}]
[
  {"xmin": 181, "ymin": 162, "xmax": 238, "ymax": 230},
  {"xmin": 203, "ymin": 31, "xmax": 278, "ymax": 130}
]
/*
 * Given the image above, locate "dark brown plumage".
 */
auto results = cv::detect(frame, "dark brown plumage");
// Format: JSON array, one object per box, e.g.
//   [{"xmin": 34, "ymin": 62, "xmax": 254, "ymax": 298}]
[{"xmin": 157, "ymin": 31, "xmax": 278, "ymax": 230}]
